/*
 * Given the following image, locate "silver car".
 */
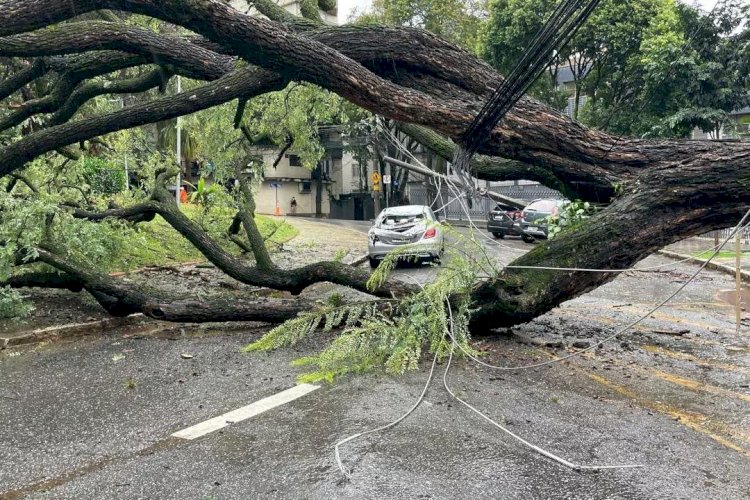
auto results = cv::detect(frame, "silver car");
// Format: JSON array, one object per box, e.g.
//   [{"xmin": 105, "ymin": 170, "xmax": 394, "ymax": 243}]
[{"xmin": 368, "ymin": 205, "xmax": 444, "ymax": 268}]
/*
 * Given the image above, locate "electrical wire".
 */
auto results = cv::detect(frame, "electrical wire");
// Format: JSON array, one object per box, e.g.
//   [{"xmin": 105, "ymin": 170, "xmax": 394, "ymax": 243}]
[
  {"xmin": 442, "ymin": 300, "xmax": 643, "ymax": 471},
  {"xmin": 453, "ymin": 0, "xmax": 604, "ymax": 187},
  {"xmin": 334, "ymin": 349, "xmax": 440, "ymax": 480}
]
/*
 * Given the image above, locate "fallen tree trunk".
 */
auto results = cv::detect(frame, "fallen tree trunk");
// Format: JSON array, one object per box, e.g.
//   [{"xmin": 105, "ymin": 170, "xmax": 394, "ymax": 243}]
[
  {"xmin": 20, "ymin": 247, "xmax": 315, "ymax": 323},
  {"xmin": 470, "ymin": 156, "xmax": 750, "ymax": 330}
]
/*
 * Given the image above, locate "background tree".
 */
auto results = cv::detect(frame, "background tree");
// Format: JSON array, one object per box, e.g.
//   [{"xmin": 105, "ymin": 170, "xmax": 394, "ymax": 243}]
[
  {"xmin": 358, "ymin": 0, "xmax": 488, "ymax": 51},
  {"xmin": 642, "ymin": 0, "xmax": 750, "ymax": 138},
  {"xmin": 481, "ymin": 0, "xmax": 681, "ymax": 121}
]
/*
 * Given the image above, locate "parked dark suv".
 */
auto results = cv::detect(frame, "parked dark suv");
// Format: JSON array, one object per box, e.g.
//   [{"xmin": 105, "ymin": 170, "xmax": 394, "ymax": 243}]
[
  {"xmin": 486, "ymin": 203, "xmax": 524, "ymax": 239},
  {"xmin": 520, "ymin": 198, "xmax": 568, "ymax": 242}
]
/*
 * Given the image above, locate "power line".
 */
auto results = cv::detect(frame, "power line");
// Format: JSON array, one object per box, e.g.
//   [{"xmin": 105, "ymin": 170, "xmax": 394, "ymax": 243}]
[{"xmin": 452, "ymin": 0, "xmax": 604, "ymax": 189}]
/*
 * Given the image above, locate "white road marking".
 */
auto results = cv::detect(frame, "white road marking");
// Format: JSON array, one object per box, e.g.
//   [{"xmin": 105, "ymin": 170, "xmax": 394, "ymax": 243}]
[{"xmin": 171, "ymin": 383, "xmax": 320, "ymax": 440}]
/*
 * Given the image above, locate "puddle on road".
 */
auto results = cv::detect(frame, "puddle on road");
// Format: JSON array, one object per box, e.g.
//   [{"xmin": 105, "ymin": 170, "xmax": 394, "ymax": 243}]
[{"xmin": 715, "ymin": 287, "xmax": 750, "ymax": 310}]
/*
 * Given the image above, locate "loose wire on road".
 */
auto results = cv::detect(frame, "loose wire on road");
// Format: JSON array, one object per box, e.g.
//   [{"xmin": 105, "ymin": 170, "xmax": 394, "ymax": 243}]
[
  {"xmin": 334, "ymin": 349, "xmax": 440, "ymax": 480},
  {"xmin": 442, "ymin": 300, "xmax": 643, "ymax": 471}
]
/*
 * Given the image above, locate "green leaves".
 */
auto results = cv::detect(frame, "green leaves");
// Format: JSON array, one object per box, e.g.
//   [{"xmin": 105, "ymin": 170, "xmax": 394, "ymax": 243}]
[
  {"xmin": 480, "ymin": 0, "xmax": 750, "ymax": 138},
  {"xmin": 0, "ymin": 286, "xmax": 34, "ymax": 319},
  {"xmin": 361, "ymin": 0, "xmax": 487, "ymax": 51},
  {"xmin": 81, "ymin": 156, "xmax": 125, "ymax": 195},
  {"xmin": 245, "ymin": 244, "xmax": 478, "ymax": 383},
  {"xmin": 546, "ymin": 200, "xmax": 593, "ymax": 240}
]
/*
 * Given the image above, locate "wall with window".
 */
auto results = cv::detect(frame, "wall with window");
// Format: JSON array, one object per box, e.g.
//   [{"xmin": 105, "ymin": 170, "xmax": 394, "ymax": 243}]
[{"xmin": 254, "ymin": 179, "xmax": 330, "ymax": 216}]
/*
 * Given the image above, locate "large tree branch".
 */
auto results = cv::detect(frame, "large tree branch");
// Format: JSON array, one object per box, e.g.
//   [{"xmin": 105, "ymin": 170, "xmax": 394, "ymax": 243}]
[
  {"xmin": 0, "ymin": 74, "xmax": 78, "ymax": 131},
  {"xmin": 29, "ymin": 247, "xmax": 313, "ymax": 322},
  {"xmin": 0, "ymin": 58, "xmax": 47, "ymax": 101},
  {"xmin": 67, "ymin": 173, "xmax": 417, "ymax": 298},
  {"xmin": 49, "ymin": 66, "xmax": 170, "ymax": 125},
  {"xmin": 0, "ymin": 1, "xmax": 465, "ymax": 135},
  {"xmin": 0, "ymin": 67, "xmax": 287, "ymax": 175},
  {"xmin": 470, "ymin": 155, "xmax": 750, "ymax": 330},
  {"xmin": 393, "ymin": 121, "xmax": 583, "ymax": 200},
  {"xmin": 0, "ymin": 21, "xmax": 235, "ymax": 80},
  {"xmin": 233, "ymin": 164, "xmax": 276, "ymax": 271}
]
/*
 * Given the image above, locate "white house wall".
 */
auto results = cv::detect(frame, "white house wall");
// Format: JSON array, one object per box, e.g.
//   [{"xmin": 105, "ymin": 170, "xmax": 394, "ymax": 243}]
[
  {"xmin": 253, "ymin": 148, "xmax": 331, "ymax": 215},
  {"xmin": 254, "ymin": 179, "xmax": 331, "ymax": 216}
]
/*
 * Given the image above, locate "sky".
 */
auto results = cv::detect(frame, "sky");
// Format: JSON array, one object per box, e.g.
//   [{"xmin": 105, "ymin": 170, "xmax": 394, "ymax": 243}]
[
  {"xmin": 337, "ymin": 0, "xmax": 371, "ymax": 23},
  {"xmin": 338, "ymin": 0, "xmax": 720, "ymax": 24}
]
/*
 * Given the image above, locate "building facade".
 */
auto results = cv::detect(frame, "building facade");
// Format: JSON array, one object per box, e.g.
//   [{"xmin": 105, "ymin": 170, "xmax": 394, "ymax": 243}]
[{"xmin": 251, "ymin": 127, "xmax": 372, "ymax": 217}]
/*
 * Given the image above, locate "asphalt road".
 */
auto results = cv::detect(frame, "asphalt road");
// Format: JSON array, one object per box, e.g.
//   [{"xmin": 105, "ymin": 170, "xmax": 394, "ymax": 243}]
[
  {"xmin": 309, "ymin": 217, "xmax": 530, "ymax": 285},
  {"xmin": 1, "ymin": 219, "xmax": 749, "ymax": 499}
]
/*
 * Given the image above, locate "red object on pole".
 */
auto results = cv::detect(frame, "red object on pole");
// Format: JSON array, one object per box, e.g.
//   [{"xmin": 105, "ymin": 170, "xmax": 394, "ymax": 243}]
[{"xmin": 179, "ymin": 187, "xmax": 188, "ymax": 204}]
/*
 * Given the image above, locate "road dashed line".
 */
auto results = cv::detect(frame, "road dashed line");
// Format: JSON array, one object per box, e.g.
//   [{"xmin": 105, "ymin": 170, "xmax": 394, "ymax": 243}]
[{"xmin": 171, "ymin": 383, "xmax": 320, "ymax": 440}]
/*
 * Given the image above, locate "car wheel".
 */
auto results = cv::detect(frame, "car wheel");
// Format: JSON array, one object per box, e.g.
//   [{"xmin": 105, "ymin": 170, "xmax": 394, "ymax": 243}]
[
  {"xmin": 522, "ymin": 234, "xmax": 535, "ymax": 243},
  {"xmin": 369, "ymin": 257, "xmax": 380, "ymax": 269}
]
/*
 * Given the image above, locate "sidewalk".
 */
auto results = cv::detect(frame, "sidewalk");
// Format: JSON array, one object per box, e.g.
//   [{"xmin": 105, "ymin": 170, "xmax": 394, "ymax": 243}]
[{"xmin": 664, "ymin": 236, "xmax": 750, "ymax": 271}]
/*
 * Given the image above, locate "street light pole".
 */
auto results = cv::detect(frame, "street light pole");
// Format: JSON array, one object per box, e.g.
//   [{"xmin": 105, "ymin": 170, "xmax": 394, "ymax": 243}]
[
  {"xmin": 176, "ymin": 75, "xmax": 182, "ymax": 207},
  {"xmin": 121, "ymin": 97, "xmax": 129, "ymax": 190}
]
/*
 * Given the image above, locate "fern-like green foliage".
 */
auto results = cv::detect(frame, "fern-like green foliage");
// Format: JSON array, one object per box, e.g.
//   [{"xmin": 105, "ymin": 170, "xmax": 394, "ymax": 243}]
[{"xmin": 244, "ymin": 242, "xmax": 479, "ymax": 383}]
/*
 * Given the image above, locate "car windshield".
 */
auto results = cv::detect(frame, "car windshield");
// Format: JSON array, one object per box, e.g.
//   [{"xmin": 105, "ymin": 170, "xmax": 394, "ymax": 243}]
[
  {"xmin": 526, "ymin": 200, "xmax": 560, "ymax": 213},
  {"xmin": 378, "ymin": 206, "xmax": 428, "ymax": 227}
]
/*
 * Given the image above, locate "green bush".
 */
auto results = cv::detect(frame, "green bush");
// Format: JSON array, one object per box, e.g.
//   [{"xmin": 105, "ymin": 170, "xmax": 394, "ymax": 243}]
[
  {"xmin": 0, "ymin": 286, "xmax": 33, "ymax": 319},
  {"xmin": 82, "ymin": 157, "xmax": 125, "ymax": 194}
]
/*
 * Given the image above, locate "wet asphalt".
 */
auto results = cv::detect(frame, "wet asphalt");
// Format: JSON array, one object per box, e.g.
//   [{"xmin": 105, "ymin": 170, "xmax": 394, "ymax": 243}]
[{"xmin": 1, "ymin": 220, "xmax": 749, "ymax": 499}]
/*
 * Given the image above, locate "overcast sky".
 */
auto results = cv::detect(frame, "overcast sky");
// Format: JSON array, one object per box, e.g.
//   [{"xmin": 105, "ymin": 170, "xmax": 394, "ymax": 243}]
[{"xmin": 338, "ymin": 0, "xmax": 720, "ymax": 24}]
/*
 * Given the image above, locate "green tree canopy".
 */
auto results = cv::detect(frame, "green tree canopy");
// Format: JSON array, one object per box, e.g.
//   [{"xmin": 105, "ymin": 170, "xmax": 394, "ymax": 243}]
[{"xmin": 357, "ymin": 0, "xmax": 488, "ymax": 51}]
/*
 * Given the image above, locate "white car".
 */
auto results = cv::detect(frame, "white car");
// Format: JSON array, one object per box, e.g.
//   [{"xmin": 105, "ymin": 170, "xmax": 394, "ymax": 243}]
[{"xmin": 367, "ymin": 205, "xmax": 444, "ymax": 268}]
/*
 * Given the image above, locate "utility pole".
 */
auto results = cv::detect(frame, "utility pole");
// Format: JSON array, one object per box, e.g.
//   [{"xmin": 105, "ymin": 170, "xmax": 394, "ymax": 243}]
[
  {"xmin": 121, "ymin": 97, "xmax": 129, "ymax": 190},
  {"xmin": 176, "ymin": 75, "xmax": 182, "ymax": 207}
]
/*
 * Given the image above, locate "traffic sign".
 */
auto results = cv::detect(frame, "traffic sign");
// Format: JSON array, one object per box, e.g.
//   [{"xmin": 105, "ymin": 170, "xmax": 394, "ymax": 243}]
[
  {"xmin": 370, "ymin": 172, "xmax": 381, "ymax": 184},
  {"xmin": 373, "ymin": 183, "xmax": 381, "ymax": 192},
  {"xmin": 382, "ymin": 174, "xmax": 391, "ymax": 185}
]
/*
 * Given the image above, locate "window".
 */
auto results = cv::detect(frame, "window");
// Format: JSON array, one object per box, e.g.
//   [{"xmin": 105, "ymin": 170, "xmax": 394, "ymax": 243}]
[
  {"xmin": 287, "ymin": 154, "xmax": 302, "ymax": 167},
  {"xmin": 299, "ymin": 181, "xmax": 311, "ymax": 194}
]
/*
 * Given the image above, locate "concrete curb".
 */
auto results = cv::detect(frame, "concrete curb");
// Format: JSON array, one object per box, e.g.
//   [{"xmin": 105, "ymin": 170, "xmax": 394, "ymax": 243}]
[
  {"xmin": 348, "ymin": 253, "xmax": 369, "ymax": 267},
  {"xmin": 658, "ymin": 250, "xmax": 750, "ymax": 283},
  {"xmin": 0, "ymin": 314, "xmax": 152, "ymax": 349},
  {"xmin": 443, "ymin": 219, "xmax": 485, "ymax": 228}
]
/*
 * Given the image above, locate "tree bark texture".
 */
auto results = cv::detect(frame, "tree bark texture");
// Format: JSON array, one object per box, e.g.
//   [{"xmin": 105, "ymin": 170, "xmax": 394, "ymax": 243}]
[{"xmin": 24, "ymin": 248, "xmax": 315, "ymax": 323}]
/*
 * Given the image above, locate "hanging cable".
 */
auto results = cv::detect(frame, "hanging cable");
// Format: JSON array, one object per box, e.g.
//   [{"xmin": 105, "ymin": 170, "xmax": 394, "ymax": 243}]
[{"xmin": 452, "ymin": 0, "xmax": 604, "ymax": 191}]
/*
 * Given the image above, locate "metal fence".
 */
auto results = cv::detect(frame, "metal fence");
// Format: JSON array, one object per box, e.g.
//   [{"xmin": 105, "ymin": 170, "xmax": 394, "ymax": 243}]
[
  {"xmin": 407, "ymin": 183, "xmax": 565, "ymax": 221},
  {"xmin": 408, "ymin": 184, "xmax": 495, "ymax": 220},
  {"xmin": 701, "ymin": 227, "xmax": 750, "ymax": 244}
]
